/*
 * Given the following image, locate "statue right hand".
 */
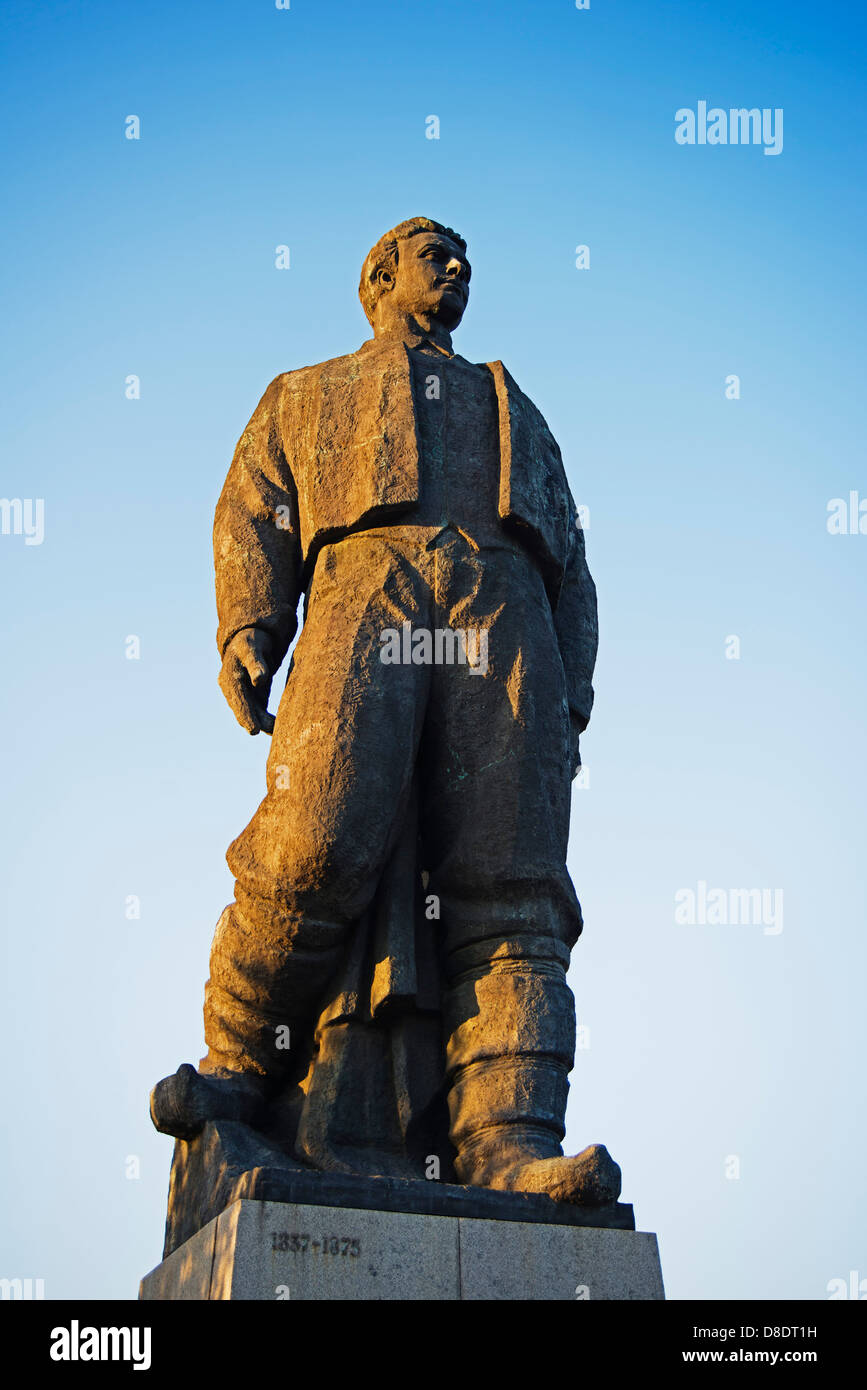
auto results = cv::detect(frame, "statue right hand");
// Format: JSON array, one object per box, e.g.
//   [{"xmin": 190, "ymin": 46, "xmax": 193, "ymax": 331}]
[{"xmin": 219, "ymin": 628, "xmax": 276, "ymax": 735}]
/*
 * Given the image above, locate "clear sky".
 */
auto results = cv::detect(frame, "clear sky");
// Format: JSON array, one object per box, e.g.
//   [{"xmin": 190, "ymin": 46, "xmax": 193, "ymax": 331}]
[{"xmin": 1, "ymin": 0, "xmax": 865, "ymax": 1301}]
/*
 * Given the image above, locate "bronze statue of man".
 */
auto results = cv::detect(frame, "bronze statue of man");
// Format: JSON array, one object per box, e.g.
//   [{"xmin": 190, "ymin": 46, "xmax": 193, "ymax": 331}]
[{"xmin": 151, "ymin": 217, "xmax": 621, "ymax": 1206}]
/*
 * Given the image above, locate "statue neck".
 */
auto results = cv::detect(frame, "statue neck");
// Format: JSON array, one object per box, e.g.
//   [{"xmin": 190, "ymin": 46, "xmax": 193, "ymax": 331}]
[{"xmin": 372, "ymin": 311, "xmax": 454, "ymax": 356}]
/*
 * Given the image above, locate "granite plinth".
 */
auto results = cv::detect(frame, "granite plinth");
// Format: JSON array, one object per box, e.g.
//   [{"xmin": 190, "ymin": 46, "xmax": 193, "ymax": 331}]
[{"xmin": 141, "ymin": 1197, "xmax": 664, "ymax": 1301}]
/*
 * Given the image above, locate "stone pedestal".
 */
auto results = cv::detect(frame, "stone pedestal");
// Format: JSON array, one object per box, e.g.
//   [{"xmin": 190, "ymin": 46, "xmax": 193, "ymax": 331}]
[{"xmin": 140, "ymin": 1197, "xmax": 664, "ymax": 1301}]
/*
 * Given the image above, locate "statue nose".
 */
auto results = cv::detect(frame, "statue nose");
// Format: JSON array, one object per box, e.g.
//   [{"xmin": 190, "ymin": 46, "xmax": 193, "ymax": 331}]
[{"xmin": 446, "ymin": 257, "xmax": 464, "ymax": 279}]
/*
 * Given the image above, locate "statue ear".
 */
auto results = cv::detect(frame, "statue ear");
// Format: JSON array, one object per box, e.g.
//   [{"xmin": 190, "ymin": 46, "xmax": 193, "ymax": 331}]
[{"xmin": 377, "ymin": 267, "xmax": 394, "ymax": 292}]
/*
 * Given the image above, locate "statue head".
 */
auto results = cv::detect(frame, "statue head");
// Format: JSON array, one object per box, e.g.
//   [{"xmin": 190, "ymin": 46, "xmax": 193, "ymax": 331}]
[{"xmin": 359, "ymin": 217, "xmax": 470, "ymax": 337}]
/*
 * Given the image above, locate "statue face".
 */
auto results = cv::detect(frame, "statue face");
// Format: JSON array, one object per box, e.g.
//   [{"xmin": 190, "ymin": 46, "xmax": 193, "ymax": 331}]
[{"xmin": 386, "ymin": 232, "xmax": 471, "ymax": 330}]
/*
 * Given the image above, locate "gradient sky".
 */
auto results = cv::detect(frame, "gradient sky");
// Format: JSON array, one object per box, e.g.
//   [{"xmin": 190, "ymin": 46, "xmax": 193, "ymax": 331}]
[{"xmin": 1, "ymin": 0, "xmax": 865, "ymax": 1301}]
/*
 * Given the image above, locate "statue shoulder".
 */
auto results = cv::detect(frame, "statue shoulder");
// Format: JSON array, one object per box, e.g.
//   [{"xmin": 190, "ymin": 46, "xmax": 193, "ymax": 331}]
[
  {"xmin": 270, "ymin": 347, "xmax": 366, "ymax": 400},
  {"xmin": 487, "ymin": 360, "xmax": 562, "ymax": 452}
]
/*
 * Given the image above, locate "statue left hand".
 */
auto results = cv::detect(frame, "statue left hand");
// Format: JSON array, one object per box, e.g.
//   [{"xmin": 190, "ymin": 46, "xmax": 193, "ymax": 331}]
[{"xmin": 219, "ymin": 627, "xmax": 276, "ymax": 736}]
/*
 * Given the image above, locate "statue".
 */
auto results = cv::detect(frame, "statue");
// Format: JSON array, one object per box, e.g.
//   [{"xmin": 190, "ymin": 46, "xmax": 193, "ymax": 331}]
[{"xmin": 150, "ymin": 217, "xmax": 621, "ymax": 1210}]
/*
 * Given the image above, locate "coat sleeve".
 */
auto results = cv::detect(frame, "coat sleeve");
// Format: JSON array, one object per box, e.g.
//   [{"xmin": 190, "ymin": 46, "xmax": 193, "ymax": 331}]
[
  {"xmin": 553, "ymin": 493, "xmax": 598, "ymax": 732},
  {"xmin": 213, "ymin": 375, "xmax": 303, "ymax": 669}
]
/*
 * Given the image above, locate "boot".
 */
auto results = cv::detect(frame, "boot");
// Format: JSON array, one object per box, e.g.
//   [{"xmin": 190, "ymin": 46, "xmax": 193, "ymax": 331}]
[
  {"xmin": 444, "ymin": 940, "xmax": 621, "ymax": 1205},
  {"xmin": 149, "ymin": 1063, "xmax": 267, "ymax": 1140}
]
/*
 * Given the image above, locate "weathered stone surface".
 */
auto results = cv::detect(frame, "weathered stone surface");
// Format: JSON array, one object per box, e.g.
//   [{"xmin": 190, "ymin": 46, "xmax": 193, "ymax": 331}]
[
  {"xmin": 139, "ymin": 1221, "xmax": 216, "ymax": 1302},
  {"xmin": 459, "ymin": 1220, "xmax": 665, "ymax": 1301},
  {"xmin": 149, "ymin": 216, "xmax": 630, "ymax": 1226},
  {"xmin": 141, "ymin": 1198, "xmax": 663, "ymax": 1302}
]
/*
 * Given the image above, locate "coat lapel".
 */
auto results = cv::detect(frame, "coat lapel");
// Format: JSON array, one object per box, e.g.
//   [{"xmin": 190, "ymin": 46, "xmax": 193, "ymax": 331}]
[
  {"xmin": 487, "ymin": 359, "xmax": 570, "ymax": 584},
  {"xmin": 296, "ymin": 340, "xmax": 420, "ymax": 555}
]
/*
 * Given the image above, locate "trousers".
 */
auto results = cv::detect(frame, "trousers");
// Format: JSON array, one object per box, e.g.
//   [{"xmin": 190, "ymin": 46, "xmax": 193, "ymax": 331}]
[{"xmin": 202, "ymin": 525, "xmax": 583, "ymax": 1163}]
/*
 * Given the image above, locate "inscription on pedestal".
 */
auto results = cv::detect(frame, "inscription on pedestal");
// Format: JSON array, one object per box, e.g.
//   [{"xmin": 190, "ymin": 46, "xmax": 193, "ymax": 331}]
[{"xmin": 140, "ymin": 1198, "xmax": 665, "ymax": 1302}]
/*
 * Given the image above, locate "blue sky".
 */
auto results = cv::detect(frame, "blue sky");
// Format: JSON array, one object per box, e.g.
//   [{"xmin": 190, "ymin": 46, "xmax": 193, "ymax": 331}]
[{"xmin": 1, "ymin": 0, "xmax": 865, "ymax": 1300}]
